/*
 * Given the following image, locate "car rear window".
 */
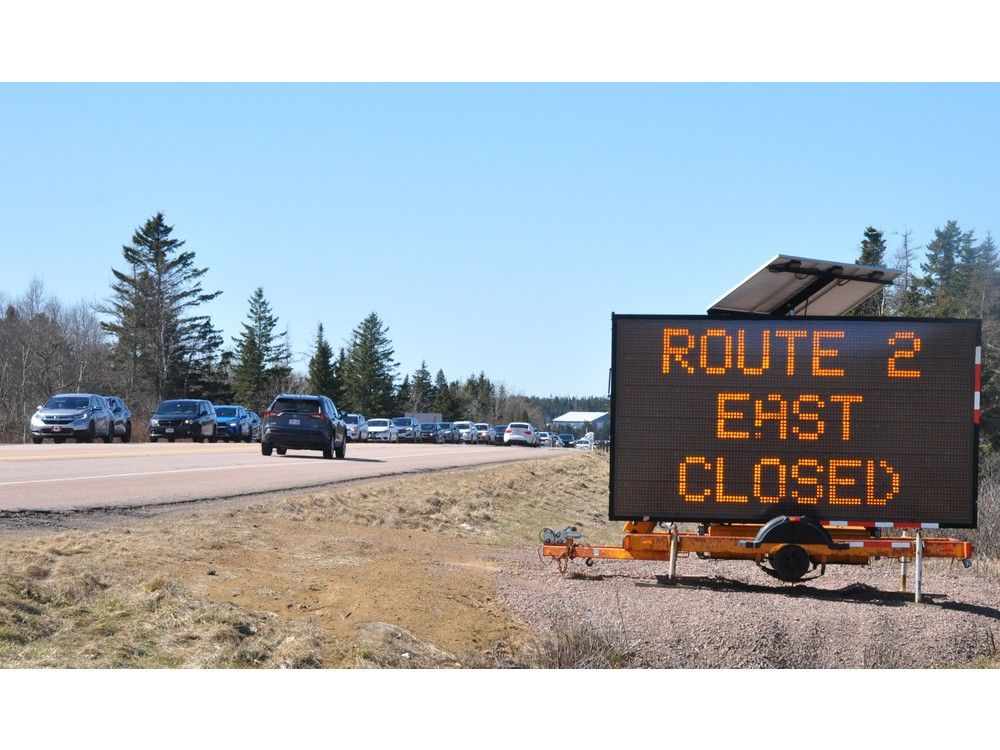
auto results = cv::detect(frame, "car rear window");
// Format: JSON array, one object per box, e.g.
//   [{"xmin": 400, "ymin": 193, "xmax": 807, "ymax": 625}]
[
  {"xmin": 271, "ymin": 397, "xmax": 320, "ymax": 413},
  {"xmin": 368, "ymin": 419, "xmax": 389, "ymax": 427},
  {"xmin": 344, "ymin": 415, "xmax": 359, "ymax": 424},
  {"xmin": 511, "ymin": 423, "xmax": 529, "ymax": 429}
]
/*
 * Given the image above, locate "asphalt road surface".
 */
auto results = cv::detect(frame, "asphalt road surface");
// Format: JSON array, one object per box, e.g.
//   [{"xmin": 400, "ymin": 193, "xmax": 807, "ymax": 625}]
[{"xmin": 0, "ymin": 441, "xmax": 556, "ymax": 513}]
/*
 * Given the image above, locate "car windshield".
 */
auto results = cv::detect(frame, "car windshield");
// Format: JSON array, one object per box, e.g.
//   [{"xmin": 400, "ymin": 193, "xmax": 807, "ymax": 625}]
[
  {"xmin": 157, "ymin": 400, "xmax": 197, "ymax": 415},
  {"xmin": 44, "ymin": 396, "xmax": 89, "ymax": 409},
  {"xmin": 455, "ymin": 422, "xmax": 471, "ymax": 428},
  {"xmin": 476, "ymin": 424, "xmax": 488, "ymax": 429},
  {"xmin": 560, "ymin": 434, "xmax": 574, "ymax": 441},
  {"xmin": 344, "ymin": 415, "xmax": 359, "ymax": 424},
  {"xmin": 438, "ymin": 423, "xmax": 452, "ymax": 428},
  {"xmin": 368, "ymin": 419, "xmax": 389, "ymax": 427},
  {"xmin": 215, "ymin": 407, "xmax": 237, "ymax": 417},
  {"xmin": 421, "ymin": 423, "xmax": 436, "ymax": 429},
  {"xmin": 271, "ymin": 397, "xmax": 319, "ymax": 413},
  {"xmin": 391, "ymin": 418, "xmax": 410, "ymax": 426}
]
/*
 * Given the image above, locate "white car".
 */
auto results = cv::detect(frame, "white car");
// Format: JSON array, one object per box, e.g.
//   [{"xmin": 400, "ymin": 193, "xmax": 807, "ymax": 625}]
[
  {"xmin": 454, "ymin": 420, "xmax": 478, "ymax": 444},
  {"xmin": 367, "ymin": 418, "xmax": 399, "ymax": 442},
  {"xmin": 538, "ymin": 431, "xmax": 554, "ymax": 447},
  {"xmin": 575, "ymin": 431, "xmax": 596, "ymax": 450},
  {"xmin": 504, "ymin": 422, "xmax": 539, "ymax": 447},
  {"xmin": 475, "ymin": 423, "xmax": 492, "ymax": 444}
]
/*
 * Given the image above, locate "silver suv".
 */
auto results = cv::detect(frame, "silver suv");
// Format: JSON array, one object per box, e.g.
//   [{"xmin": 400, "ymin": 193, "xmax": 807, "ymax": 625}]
[
  {"xmin": 391, "ymin": 416, "xmax": 421, "ymax": 443},
  {"xmin": 30, "ymin": 393, "xmax": 115, "ymax": 444}
]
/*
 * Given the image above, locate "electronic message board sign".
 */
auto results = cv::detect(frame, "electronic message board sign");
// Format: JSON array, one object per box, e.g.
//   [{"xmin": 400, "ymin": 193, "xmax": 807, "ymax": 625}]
[{"xmin": 610, "ymin": 315, "xmax": 980, "ymax": 527}]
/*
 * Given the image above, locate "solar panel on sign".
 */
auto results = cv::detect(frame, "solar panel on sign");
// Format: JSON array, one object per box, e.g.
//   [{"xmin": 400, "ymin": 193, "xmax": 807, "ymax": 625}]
[{"xmin": 708, "ymin": 255, "xmax": 902, "ymax": 317}]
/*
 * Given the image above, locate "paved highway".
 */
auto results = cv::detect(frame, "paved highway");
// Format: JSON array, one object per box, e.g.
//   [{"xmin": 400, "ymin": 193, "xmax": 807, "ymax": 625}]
[{"xmin": 0, "ymin": 441, "xmax": 554, "ymax": 513}]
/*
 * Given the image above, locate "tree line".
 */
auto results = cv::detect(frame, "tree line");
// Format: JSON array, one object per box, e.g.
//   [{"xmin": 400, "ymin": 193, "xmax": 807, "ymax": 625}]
[
  {"xmin": 0, "ymin": 212, "xmax": 597, "ymax": 441},
  {"xmin": 0, "ymin": 214, "xmax": 994, "ymax": 450}
]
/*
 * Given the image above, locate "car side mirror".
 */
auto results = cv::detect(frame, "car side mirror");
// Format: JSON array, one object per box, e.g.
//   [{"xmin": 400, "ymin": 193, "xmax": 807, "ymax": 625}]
[{"xmin": 36, "ymin": 405, "xmax": 42, "ymax": 411}]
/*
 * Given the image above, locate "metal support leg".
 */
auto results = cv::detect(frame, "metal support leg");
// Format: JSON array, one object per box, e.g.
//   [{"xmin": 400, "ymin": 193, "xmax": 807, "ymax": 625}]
[
  {"xmin": 914, "ymin": 531, "xmax": 923, "ymax": 604},
  {"xmin": 901, "ymin": 556, "xmax": 908, "ymax": 592},
  {"xmin": 668, "ymin": 526, "xmax": 679, "ymax": 582}
]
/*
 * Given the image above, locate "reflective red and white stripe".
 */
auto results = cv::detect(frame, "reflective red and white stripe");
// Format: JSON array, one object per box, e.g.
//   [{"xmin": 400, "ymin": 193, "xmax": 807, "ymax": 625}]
[
  {"xmin": 975, "ymin": 345, "xmax": 982, "ymax": 425},
  {"xmin": 821, "ymin": 520, "xmax": 939, "ymax": 529}
]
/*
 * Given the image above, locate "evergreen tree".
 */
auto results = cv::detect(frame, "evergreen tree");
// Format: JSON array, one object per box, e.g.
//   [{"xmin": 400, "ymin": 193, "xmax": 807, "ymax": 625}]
[
  {"xmin": 232, "ymin": 287, "xmax": 291, "ymax": 413},
  {"xmin": 333, "ymin": 347, "xmax": 350, "ymax": 410},
  {"xmin": 101, "ymin": 212, "xmax": 221, "ymax": 399},
  {"xmin": 851, "ymin": 226, "xmax": 888, "ymax": 316},
  {"xmin": 306, "ymin": 323, "xmax": 339, "ymax": 400},
  {"xmin": 431, "ymin": 369, "xmax": 453, "ymax": 418},
  {"xmin": 410, "ymin": 360, "xmax": 435, "ymax": 412},
  {"xmin": 343, "ymin": 312, "xmax": 397, "ymax": 416},
  {"xmin": 396, "ymin": 374, "xmax": 412, "ymax": 414},
  {"xmin": 917, "ymin": 220, "xmax": 971, "ymax": 316}
]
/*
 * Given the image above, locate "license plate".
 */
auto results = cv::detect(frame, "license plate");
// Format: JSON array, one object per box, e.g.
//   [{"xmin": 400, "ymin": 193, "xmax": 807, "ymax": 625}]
[
  {"xmin": 289, "ymin": 419, "xmax": 301, "ymax": 425},
  {"xmin": 166, "ymin": 428, "xmax": 175, "ymax": 433},
  {"xmin": 52, "ymin": 426, "xmax": 62, "ymax": 432}
]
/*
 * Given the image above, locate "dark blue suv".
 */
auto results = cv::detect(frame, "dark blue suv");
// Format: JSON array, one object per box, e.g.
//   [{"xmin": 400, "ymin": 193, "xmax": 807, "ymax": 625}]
[{"xmin": 261, "ymin": 394, "xmax": 347, "ymax": 459}]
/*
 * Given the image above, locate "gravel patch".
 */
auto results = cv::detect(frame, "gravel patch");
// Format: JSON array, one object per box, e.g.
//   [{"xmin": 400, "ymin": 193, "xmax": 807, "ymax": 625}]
[{"xmin": 498, "ymin": 552, "xmax": 1000, "ymax": 668}]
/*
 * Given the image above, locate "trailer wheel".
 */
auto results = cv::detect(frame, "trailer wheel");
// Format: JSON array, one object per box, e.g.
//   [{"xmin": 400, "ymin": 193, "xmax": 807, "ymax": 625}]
[{"xmin": 768, "ymin": 544, "xmax": 811, "ymax": 582}]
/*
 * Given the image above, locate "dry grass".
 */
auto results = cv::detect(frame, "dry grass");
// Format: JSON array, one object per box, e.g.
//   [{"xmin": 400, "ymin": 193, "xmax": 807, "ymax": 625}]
[
  {"xmin": 0, "ymin": 556, "xmax": 322, "ymax": 668},
  {"xmin": 0, "ymin": 452, "xmax": 608, "ymax": 668},
  {"xmin": 277, "ymin": 451, "xmax": 618, "ymax": 547}
]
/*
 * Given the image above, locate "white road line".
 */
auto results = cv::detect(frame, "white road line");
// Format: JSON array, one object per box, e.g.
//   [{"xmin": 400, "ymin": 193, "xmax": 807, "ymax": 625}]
[{"xmin": 0, "ymin": 448, "xmax": 515, "ymax": 487}]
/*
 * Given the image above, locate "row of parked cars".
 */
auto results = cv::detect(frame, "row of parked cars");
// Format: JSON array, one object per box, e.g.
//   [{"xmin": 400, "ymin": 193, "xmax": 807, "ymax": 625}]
[
  {"xmin": 339, "ymin": 415, "xmax": 582, "ymax": 448},
  {"xmin": 29, "ymin": 392, "xmax": 590, "ymax": 455},
  {"xmin": 29, "ymin": 392, "xmax": 264, "ymax": 444}
]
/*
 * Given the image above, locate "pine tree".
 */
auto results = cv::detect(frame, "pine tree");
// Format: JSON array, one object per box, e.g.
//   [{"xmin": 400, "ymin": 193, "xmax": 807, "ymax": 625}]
[
  {"xmin": 233, "ymin": 287, "xmax": 291, "ymax": 413},
  {"xmin": 851, "ymin": 226, "xmax": 888, "ymax": 316},
  {"xmin": 343, "ymin": 312, "xmax": 397, "ymax": 416},
  {"xmin": 333, "ymin": 347, "xmax": 350, "ymax": 410},
  {"xmin": 918, "ymin": 220, "xmax": 971, "ymax": 316},
  {"xmin": 409, "ymin": 360, "xmax": 435, "ymax": 412},
  {"xmin": 101, "ymin": 212, "xmax": 222, "ymax": 399},
  {"xmin": 396, "ymin": 375, "xmax": 412, "ymax": 414},
  {"xmin": 306, "ymin": 323, "xmax": 338, "ymax": 400}
]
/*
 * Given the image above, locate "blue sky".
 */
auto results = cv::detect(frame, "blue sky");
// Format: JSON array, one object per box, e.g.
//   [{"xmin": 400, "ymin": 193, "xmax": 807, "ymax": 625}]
[{"xmin": 1, "ymin": 84, "xmax": 998, "ymax": 396}]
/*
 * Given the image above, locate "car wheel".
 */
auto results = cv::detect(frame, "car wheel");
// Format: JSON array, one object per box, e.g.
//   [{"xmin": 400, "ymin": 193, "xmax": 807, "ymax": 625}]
[
  {"xmin": 193, "ymin": 428, "xmax": 204, "ymax": 443},
  {"xmin": 102, "ymin": 422, "xmax": 113, "ymax": 443},
  {"xmin": 150, "ymin": 436, "xmax": 159, "ymax": 443},
  {"xmin": 335, "ymin": 435, "xmax": 346, "ymax": 459},
  {"xmin": 83, "ymin": 422, "xmax": 95, "ymax": 443},
  {"xmin": 261, "ymin": 442, "xmax": 272, "ymax": 456},
  {"xmin": 31, "ymin": 436, "xmax": 42, "ymax": 445},
  {"xmin": 276, "ymin": 447, "xmax": 287, "ymax": 456},
  {"xmin": 123, "ymin": 422, "xmax": 132, "ymax": 443},
  {"xmin": 323, "ymin": 437, "xmax": 334, "ymax": 459},
  {"xmin": 208, "ymin": 427, "xmax": 217, "ymax": 443},
  {"xmin": 54, "ymin": 437, "xmax": 65, "ymax": 444}
]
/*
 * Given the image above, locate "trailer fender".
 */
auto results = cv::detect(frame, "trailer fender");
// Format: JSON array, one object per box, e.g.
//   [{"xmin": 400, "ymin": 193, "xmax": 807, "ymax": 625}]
[{"xmin": 739, "ymin": 516, "xmax": 846, "ymax": 549}]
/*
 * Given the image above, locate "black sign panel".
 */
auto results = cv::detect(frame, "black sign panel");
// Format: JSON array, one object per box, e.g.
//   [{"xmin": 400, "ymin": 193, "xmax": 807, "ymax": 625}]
[{"xmin": 610, "ymin": 315, "xmax": 980, "ymax": 527}]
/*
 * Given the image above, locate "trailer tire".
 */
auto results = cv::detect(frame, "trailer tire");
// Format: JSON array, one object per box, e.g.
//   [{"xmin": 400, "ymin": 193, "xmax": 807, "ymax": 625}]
[{"xmin": 769, "ymin": 544, "xmax": 811, "ymax": 583}]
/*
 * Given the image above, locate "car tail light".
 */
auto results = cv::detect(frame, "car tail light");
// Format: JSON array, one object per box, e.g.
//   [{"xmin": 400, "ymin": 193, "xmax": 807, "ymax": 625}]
[
  {"xmin": 525, "ymin": 430, "xmax": 532, "ymax": 434},
  {"xmin": 263, "ymin": 410, "xmax": 275, "ymax": 418},
  {"xmin": 309, "ymin": 412, "xmax": 327, "ymax": 422},
  {"xmin": 505, "ymin": 428, "xmax": 512, "ymax": 433}
]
